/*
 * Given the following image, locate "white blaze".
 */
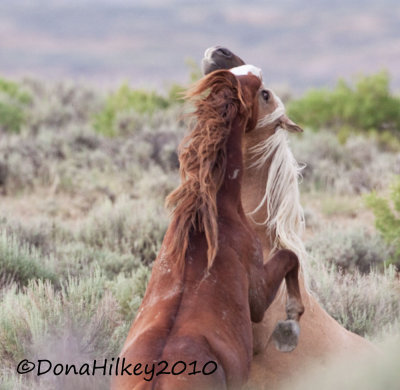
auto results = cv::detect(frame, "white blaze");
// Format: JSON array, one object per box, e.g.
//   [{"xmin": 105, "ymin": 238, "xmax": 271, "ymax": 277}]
[{"xmin": 230, "ymin": 64, "xmax": 263, "ymax": 81}]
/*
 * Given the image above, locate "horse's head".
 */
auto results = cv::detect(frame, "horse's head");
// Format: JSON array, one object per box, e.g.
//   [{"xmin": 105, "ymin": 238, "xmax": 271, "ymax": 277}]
[
  {"xmin": 254, "ymin": 87, "xmax": 303, "ymax": 138},
  {"xmin": 230, "ymin": 65, "xmax": 263, "ymax": 133},
  {"xmin": 202, "ymin": 47, "xmax": 303, "ymax": 143},
  {"xmin": 203, "ymin": 48, "xmax": 306, "ymax": 260},
  {"xmin": 187, "ymin": 67, "xmax": 262, "ymax": 135}
]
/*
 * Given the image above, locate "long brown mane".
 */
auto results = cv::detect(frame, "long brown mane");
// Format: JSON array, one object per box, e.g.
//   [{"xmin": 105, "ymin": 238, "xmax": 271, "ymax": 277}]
[{"xmin": 165, "ymin": 70, "xmax": 248, "ymax": 270}]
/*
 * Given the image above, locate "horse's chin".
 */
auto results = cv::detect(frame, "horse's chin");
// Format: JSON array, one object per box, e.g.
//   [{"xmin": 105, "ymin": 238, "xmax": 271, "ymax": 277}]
[{"xmin": 201, "ymin": 58, "xmax": 219, "ymax": 75}]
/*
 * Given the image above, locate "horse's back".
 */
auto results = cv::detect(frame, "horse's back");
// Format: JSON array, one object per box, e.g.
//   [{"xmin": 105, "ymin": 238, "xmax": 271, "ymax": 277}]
[
  {"xmin": 113, "ymin": 217, "xmax": 258, "ymax": 390},
  {"xmin": 113, "ymin": 336, "xmax": 226, "ymax": 390},
  {"xmin": 157, "ymin": 333, "xmax": 228, "ymax": 390},
  {"xmin": 112, "ymin": 295, "xmax": 230, "ymax": 389}
]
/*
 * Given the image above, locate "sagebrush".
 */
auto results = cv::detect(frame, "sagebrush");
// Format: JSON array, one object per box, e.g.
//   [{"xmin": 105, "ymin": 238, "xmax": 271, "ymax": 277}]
[{"xmin": 0, "ymin": 74, "xmax": 399, "ymax": 389}]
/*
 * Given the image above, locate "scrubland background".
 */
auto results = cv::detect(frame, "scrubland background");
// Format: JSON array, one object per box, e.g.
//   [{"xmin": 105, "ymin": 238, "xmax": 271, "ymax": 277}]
[
  {"xmin": 1, "ymin": 1, "xmax": 400, "ymax": 389},
  {"xmin": 1, "ymin": 67, "xmax": 400, "ymax": 390}
]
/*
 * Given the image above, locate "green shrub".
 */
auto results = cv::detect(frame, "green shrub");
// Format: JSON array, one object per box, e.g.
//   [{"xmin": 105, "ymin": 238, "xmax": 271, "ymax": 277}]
[
  {"xmin": 292, "ymin": 130, "xmax": 399, "ymax": 194},
  {"xmin": 309, "ymin": 261, "xmax": 400, "ymax": 338},
  {"xmin": 111, "ymin": 265, "xmax": 150, "ymax": 322},
  {"xmin": 0, "ymin": 218, "xmax": 55, "ymax": 256},
  {"xmin": 288, "ymin": 71, "xmax": 400, "ymax": 133},
  {"xmin": 0, "ymin": 78, "xmax": 31, "ymax": 133},
  {"xmin": 319, "ymin": 195, "xmax": 361, "ymax": 218},
  {"xmin": 78, "ymin": 197, "xmax": 168, "ymax": 265},
  {"xmin": 93, "ymin": 84, "xmax": 171, "ymax": 137},
  {"xmin": 166, "ymin": 58, "xmax": 202, "ymax": 104},
  {"xmin": 306, "ymin": 227, "xmax": 391, "ymax": 274},
  {"xmin": 22, "ymin": 79, "xmax": 102, "ymax": 131},
  {"xmin": 370, "ymin": 129, "xmax": 400, "ymax": 152},
  {"xmin": 365, "ymin": 177, "xmax": 400, "ymax": 269},
  {"xmin": 0, "ymin": 230, "xmax": 57, "ymax": 287},
  {"xmin": 0, "ymin": 369, "xmax": 31, "ymax": 390},
  {"xmin": 0, "ymin": 267, "xmax": 149, "ymax": 390},
  {"xmin": 0, "ymin": 273, "xmax": 106, "ymax": 364},
  {"xmin": 92, "ymin": 59, "xmax": 201, "ymax": 137}
]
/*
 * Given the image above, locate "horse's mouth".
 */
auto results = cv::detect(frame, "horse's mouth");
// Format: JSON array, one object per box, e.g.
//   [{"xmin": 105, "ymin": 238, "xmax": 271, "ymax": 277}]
[{"xmin": 202, "ymin": 46, "xmax": 246, "ymax": 75}]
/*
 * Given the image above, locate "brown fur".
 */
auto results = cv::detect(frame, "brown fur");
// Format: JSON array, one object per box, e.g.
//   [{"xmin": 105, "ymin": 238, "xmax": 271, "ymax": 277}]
[{"xmin": 165, "ymin": 70, "xmax": 250, "ymax": 270}]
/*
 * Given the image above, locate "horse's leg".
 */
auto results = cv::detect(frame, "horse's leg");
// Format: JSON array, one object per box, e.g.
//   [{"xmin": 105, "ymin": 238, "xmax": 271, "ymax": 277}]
[{"xmin": 250, "ymin": 249, "xmax": 304, "ymax": 352}]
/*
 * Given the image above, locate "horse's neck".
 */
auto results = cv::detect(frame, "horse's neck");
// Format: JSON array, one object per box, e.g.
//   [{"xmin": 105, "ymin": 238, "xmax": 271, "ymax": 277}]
[
  {"xmin": 243, "ymin": 156, "xmax": 270, "ymax": 212},
  {"xmin": 217, "ymin": 117, "xmax": 245, "ymax": 213},
  {"xmin": 241, "ymin": 155, "xmax": 273, "ymax": 247}
]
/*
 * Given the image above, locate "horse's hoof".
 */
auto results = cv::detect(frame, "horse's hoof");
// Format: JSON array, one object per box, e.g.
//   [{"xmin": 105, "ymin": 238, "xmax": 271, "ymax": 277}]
[{"xmin": 272, "ymin": 320, "xmax": 300, "ymax": 352}]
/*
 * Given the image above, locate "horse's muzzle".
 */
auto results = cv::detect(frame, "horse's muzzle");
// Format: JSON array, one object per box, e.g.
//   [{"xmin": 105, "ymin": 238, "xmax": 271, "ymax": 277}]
[{"xmin": 202, "ymin": 46, "xmax": 246, "ymax": 75}]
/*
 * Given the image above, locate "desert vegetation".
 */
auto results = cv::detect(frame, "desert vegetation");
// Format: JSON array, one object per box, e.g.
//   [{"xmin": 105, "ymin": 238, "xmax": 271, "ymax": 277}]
[{"xmin": 0, "ymin": 71, "xmax": 399, "ymax": 389}]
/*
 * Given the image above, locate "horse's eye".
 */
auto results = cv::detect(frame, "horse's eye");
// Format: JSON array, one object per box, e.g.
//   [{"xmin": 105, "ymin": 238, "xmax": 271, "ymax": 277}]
[{"xmin": 261, "ymin": 90, "xmax": 269, "ymax": 102}]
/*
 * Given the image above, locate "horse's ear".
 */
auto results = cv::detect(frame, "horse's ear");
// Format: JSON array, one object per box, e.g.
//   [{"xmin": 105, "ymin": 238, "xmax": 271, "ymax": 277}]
[
  {"xmin": 236, "ymin": 74, "xmax": 261, "ymax": 112},
  {"xmin": 237, "ymin": 74, "xmax": 261, "ymax": 98},
  {"xmin": 279, "ymin": 115, "xmax": 303, "ymax": 133},
  {"xmin": 244, "ymin": 74, "xmax": 262, "ymax": 98}
]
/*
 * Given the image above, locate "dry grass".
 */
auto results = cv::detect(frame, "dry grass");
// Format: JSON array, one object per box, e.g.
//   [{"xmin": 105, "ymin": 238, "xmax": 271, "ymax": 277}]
[{"xmin": 0, "ymin": 78, "xmax": 399, "ymax": 389}]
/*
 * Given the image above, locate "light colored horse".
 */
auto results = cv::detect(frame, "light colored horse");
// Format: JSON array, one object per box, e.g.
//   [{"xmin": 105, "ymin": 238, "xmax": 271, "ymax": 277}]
[{"xmin": 203, "ymin": 47, "xmax": 376, "ymax": 389}]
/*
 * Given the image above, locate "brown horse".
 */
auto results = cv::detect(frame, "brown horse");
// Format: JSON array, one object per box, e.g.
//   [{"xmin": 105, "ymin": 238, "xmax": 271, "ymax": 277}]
[
  {"xmin": 111, "ymin": 68, "xmax": 304, "ymax": 390},
  {"xmin": 202, "ymin": 47, "xmax": 377, "ymax": 389}
]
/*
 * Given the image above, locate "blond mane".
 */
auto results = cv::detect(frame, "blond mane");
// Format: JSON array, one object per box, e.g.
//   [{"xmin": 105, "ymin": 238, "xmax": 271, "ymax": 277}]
[{"xmin": 248, "ymin": 126, "xmax": 307, "ymax": 268}]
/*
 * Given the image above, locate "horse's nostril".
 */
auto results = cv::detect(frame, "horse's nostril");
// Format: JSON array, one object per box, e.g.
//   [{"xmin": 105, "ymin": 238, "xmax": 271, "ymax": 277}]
[{"xmin": 215, "ymin": 47, "xmax": 232, "ymax": 58}]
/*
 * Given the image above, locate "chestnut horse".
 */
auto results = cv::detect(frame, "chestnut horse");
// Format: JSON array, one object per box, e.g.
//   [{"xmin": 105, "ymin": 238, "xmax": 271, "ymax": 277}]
[
  {"xmin": 202, "ymin": 47, "xmax": 376, "ymax": 389},
  {"xmin": 111, "ymin": 68, "xmax": 304, "ymax": 390}
]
